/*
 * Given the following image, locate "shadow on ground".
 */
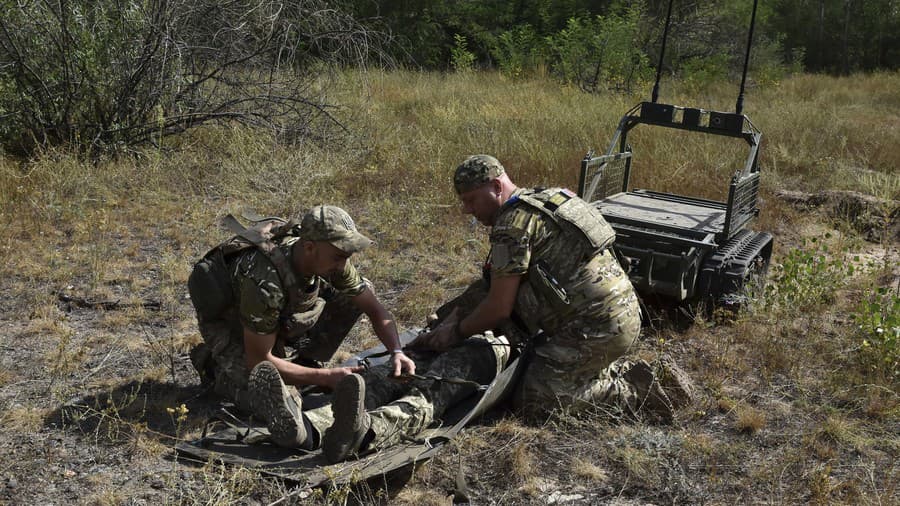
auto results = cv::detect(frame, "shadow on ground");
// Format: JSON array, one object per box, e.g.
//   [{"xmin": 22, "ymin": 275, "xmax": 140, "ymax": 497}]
[{"xmin": 43, "ymin": 379, "xmax": 221, "ymax": 444}]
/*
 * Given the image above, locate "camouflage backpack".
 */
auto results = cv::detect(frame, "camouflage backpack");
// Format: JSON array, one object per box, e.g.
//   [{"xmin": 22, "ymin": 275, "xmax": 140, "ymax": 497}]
[{"xmin": 188, "ymin": 213, "xmax": 300, "ymax": 320}]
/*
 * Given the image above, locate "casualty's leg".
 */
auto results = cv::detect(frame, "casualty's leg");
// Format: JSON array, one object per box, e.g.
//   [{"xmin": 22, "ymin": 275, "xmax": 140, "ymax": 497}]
[
  {"xmin": 303, "ymin": 350, "xmax": 440, "ymax": 442},
  {"xmin": 322, "ymin": 373, "xmax": 369, "ymax": 463},
  {"xmin": 323, "ymin": 333, "xmax": 510, "ymax": 463},
  {"xmin": 357, "ymin": 350, "xmax": 440, "ymax": 411}
]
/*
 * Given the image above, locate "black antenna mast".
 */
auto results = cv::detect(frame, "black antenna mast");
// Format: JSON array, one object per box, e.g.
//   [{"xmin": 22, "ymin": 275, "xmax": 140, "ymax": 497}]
[
  {"xmin": 651, "ymin": 0, "xmax": 675, "ymax": 103},
  {"xmin": 736, "ymin": 0, "xmax": 759, "ymax": 114}
]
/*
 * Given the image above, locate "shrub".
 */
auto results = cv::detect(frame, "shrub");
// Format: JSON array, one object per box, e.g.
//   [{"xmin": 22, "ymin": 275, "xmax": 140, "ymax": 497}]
[
  {"xmin": 0, "ymin": 0, "xmax": 384, "ymax": 156},
  {"xmin": 489, "ymin": 24, "xmax": 546, "ymax": 79},
  {"xmin": 680, "ymin": 54, "xmax": 732, "ymax": 92},
  {"xmin": 764, "ymin": 236, "xmax": 855, "ymax": 314},
  {"xmin": 450, "ymin": 34, "xmax": 477, "ymax": 72},
  {"xmin": 546, "ymin": 6, "xmax": 652, "ymax": 93},
  {"xmin": 854, "ymin": 286, "xmax": 900, "ymax": 379}
]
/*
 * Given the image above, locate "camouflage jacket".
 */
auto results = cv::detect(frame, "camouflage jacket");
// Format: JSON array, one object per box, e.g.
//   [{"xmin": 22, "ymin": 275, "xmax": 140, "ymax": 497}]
[
  {"xmin": 488, "ymin": 187, "xmax": 636, "ymax": 333},
  {"xmin": 230, "ymin": 236, "xmax": 365, "ymax": 339}
]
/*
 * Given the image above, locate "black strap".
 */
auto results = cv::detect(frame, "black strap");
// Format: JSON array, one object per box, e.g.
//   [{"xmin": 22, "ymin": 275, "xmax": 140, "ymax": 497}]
[{"xmin": 355, "ymin": 337, "xmax": 527, "ymax": 390}]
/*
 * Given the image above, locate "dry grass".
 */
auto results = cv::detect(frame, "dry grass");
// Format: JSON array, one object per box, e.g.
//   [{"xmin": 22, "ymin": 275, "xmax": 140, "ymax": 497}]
[
  {"xmin": 393, "ymin": 486, "xmax": 453, "ymax": 506},
  {"xmin": 571, "ymin": 457, "xmax": 609, "ymax": 483},
  {"xmin": 0, "ymin": 70, "xmax": 897, "ymax": 503},
  {"xmin": 734, "ymin": 404, "xmax": 767, "ymax": 434}
]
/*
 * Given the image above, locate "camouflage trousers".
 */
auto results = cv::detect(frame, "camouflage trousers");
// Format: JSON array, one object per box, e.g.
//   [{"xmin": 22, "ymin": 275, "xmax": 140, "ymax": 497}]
[
  {"xmin": 436, "ymin": 279, "xmax": 646, "ymax": 418},
  {"xmin": 189, "ymin": 283, "xmax": 366, "ymax": 414},
  {"xmin": 312, "ymin": 333, "xmax": 510, "ymax": 450}
]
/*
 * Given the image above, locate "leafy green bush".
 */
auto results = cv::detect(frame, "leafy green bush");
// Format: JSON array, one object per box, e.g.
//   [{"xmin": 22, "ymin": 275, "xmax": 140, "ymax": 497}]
[
  {"xmin": 765, "ymin": 237, "xmax": 855, "ymax": 313},
  {"xmin": 680, "ymin": 54, "xmax": 732, "ymax": 92},
  {"xmin": 854, "ymin": 287, "xmax": 899, "ymax": 379},
  {"xmin": 451, "ymin": 34, "xmax": 477, "ymax": 72},
  {"xmin": 545, "ymin": 6, "xmax": 651, "ymax": 93},
  {"xmin": 489, "ymin": 25, "xmax": 546, "ymax": 78}
]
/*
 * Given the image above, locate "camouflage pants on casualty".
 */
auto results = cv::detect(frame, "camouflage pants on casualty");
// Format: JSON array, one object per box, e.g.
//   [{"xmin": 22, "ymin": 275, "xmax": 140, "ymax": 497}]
[
  {"xmin": 189, "ymin": 285, "xmax": 366, "ymax": 413},
  {"xmin": 435, "ymin": 278, "xmax": 648, "ymax": 419},
  {"xmin": 313, "ymin": 333, "xmax": 509, "ymax": 450}
]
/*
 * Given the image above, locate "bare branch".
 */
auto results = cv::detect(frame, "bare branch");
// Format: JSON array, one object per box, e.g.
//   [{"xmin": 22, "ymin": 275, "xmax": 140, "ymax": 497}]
[{"xmin": 0, "ymin": 0, "xmax": 393, "ymax": 155}]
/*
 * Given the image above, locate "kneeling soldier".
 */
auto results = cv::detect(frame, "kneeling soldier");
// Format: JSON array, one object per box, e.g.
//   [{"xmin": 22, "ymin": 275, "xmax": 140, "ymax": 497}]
[{"xmin": 188, "ymin": 205, "xmax": 415, "ymax": 449}]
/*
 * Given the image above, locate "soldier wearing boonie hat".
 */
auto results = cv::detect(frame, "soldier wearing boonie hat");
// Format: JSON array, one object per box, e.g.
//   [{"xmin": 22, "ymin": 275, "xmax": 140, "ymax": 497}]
[{"xmin": 186, "ymin": 204, "xmax": 415, "ymax": 452}]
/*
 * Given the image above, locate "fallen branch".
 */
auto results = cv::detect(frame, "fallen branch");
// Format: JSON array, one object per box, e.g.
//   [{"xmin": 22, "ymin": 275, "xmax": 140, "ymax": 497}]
[{"xmin": 57, "ymin": 293, "xmax": 162, "ymax": 311}]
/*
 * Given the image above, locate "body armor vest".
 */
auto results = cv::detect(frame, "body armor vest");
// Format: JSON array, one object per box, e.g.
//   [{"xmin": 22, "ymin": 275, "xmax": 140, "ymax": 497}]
[
  {"xmin": 189, "ymin": 215, "xmax": 324, "ymax": 351},
  {"xmin": 510, "ymin": 188, "xmax": 615, "ymax": 251},
  {"xmin": 498, "ymin": 188, "xmax": 617, "ymax": 333}
]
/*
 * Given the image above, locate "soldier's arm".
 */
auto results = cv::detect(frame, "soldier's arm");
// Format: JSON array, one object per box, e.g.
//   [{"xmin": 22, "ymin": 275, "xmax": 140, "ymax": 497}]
[
  {"xmin": 457, "ymin": 273, "xmax": 521, "ymax": 338},
  {"xmin": 352, "ymin": 287, "xmax": 416, "ymax": 375},
  {"xmin": 243, "ymin": 327, "xmax": 362, "ymax": 389},
  {"xmin": 408, "ymin": 274, "xmax": 521, "ymax": 351}
]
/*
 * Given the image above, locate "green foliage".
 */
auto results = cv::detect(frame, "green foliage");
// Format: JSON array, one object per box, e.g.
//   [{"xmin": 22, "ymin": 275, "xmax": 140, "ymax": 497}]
[
  {"xmin": 0, "ymin": 1, "xmax": 170, "ymax": 153},
  {"xmin": 765, "ymin": 236, "xmax": 855, "ymax": 314},
  {"xmin": 680, "ymin": 54, "xmax": 732, "ymax": 92},
  {"xmin": 854, "ymin": 286, "xmax": 900, "ymax": 379},
  {"xmin": 546, "ymin": 6, "xmax": 651, "ymax": 92},
  {"xmin": 773, "ymin": 0, "xmax": 900, "ymax": 73},
  {"xmin": 451, "ymin": 34, "xmax": 477, "ymax": 72},
  {"xmin": 486, "ymin": 4, "xmax": 651, "ymax": 91},
  {"xmin": 490, "ymin": 25, "xmax": 546, "ymax": 78},
  {"xmin": 353, "ymin": 0, "xmax": 898, "ymax": 75}
]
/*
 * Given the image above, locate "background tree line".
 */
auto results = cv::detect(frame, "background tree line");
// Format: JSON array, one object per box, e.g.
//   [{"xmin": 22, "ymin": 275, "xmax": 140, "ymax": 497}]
[
  {"xmin": 1, "ymin": 0, "xmax": 897, "ymax": 157},
  {"xmin": 349, "ymin": 0, "xmax": 899, "ymax": 76}
]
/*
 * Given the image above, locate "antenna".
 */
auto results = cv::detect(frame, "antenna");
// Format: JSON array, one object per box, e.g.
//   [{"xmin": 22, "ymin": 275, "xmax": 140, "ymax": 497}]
[
  {"xmin": 651, "ymin": 0, "xmax": 675, "ymax": 104},
  {"xmin": 736, "ymin": 0, "xmax": 759, "ymax": 114}
]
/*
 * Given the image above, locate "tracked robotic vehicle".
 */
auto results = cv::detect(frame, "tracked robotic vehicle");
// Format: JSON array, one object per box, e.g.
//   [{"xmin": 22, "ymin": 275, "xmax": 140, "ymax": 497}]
[{"xmin": 578, "ymin": 0, "xmax": 773, "ymax": 308}]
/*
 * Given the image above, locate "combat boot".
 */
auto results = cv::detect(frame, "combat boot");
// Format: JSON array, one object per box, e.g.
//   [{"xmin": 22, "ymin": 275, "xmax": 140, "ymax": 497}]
[
  {"xmin": 656, "ymin": 356, "xmax": 695, "ymax": 409},
  {"xmin": 624, "ymin": 360, "xmax": 675, "ymax": 424},
  {"xmin": 248, "ymin": 361, "xmax": 310, "ymax": 449},
  {"xmin": 189, "ymin": 343, "xmax": 215, "ymax": 386},
  {"xmin": 323, "ymin": 373, "xmax": 371, "ymax": 463}
]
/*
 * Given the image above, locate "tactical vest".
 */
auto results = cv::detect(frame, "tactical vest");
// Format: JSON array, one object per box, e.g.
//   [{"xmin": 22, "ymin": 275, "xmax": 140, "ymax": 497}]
[
  {"xmin": 501, "ymin": 188, "xmax": 617, "ymax": 330},
  {"xmin": 188, "ymin": 214, "xmax": 323, "ymax": 343},
  {"xmin": 510, "ymin": 187, "xmax": 615, "ymax": 251}
]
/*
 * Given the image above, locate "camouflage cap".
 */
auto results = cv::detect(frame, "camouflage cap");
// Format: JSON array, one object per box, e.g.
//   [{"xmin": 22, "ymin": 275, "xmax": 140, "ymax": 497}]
[
  {"xmin": 300, "ymin": 205, "xmax": 373, "ymax": 254},
  {"xmin": 453, "ymin": 155, "xmax": 505, "ymax": 194}
]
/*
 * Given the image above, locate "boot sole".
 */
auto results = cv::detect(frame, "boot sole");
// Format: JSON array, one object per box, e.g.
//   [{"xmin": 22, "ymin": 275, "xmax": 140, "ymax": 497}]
[{"xmin": 249, "ymin": 361, "xmax": 305, "ymax": 447}]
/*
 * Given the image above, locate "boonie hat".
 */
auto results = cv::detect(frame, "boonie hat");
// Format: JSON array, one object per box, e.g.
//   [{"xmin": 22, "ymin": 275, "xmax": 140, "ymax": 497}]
[
  {"xmin": 300, "ymin": 205, "xmax": 373, "ymax": 254},
  {"xmin": 453, "ymin": 154, "xmax": 505, "ymax": 194}
]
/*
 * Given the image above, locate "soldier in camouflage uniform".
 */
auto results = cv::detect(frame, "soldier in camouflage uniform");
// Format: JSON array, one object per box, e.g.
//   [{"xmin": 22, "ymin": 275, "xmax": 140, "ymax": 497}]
[
  {"xmin": 188, "ymin": 205, "xmax": 415, "ymax": 450},
  {"xmin": 410, "ymin": 155, "xmax": 691, "ymax": 419},
  {"xmin": 322, "ymin": 155, "xmax": 692, "ymax": 462}
]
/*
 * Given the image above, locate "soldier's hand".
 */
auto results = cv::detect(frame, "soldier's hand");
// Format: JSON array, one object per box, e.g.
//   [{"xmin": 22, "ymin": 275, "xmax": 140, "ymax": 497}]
[
  {"xmin": 409, "ymin": 308, "xmax": 462, "ymax": 351},
  {"xmin": 390, "ymin": 351, "xmax": 416, "ymax": 378}
]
